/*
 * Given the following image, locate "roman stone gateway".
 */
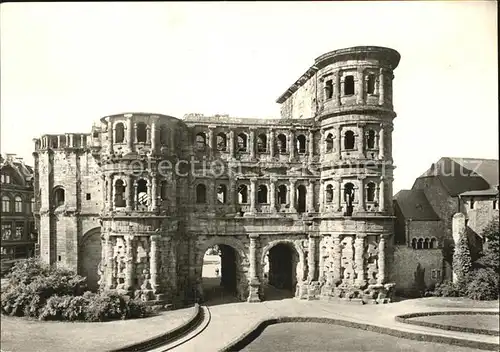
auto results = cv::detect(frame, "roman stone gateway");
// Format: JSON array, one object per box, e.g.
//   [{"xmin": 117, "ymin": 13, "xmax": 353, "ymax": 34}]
[{"xmin": 33, "ymin": 46, "xmax": 400, "ymax": 304}]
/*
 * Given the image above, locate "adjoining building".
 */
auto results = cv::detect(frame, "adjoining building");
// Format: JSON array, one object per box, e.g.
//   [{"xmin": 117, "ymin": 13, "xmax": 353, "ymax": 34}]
[
  {"xmin": 1, "ymin": 154, "xmax": 37, "ymax": 264},
  {"xmin": 393, "ymin": 157, "xmax": 499, "ymax": 294},
  {"xmin": 34, "ymin": 46, "xmax": 401, "ymax": 304}
]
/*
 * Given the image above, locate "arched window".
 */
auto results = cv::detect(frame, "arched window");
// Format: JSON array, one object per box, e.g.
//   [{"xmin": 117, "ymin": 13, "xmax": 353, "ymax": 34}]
[
  {"xmin": 297, "ymin": 135, "xmax": 306, "ymax": 154},
  {"xmin": 115, "ymin": 180, "xmax": 126, "ymax": 207},
  {"xmin": 277, "ymin": 185, "xmax": 287, "ymax": 204},
  {"xmin": 324, "ymin": 80, "xmax": 333, "ymax": 99},
  {"xmin": 277, "ymin": 134, "xmax": 287, "ymax": 153},
  {"xmin": 1, "ymin": 196, "xmax": 10, "ymax": 213},
  {"xmin": 51, "ymin": 137, "xmax": 59, "ymax": 149},
  {"xmin": 423, "ymin": 238, "xmax": 430, "ymax": 249},
  {"xmin": 344, "ymin": 130, "xmax": 355, "ymax": 150},
  {"xmin": 344, "ymin": 75, "xmax": 354, "ymax": 95},
  {"xmin": 238, "ymin": 185, "xmax": 248, "ymax": 204},
  {"xmin": 216, "ymin": 133, "xmax": 227, "ymax": 151},
  {"xmin": 366, "ymin": 182, "xmax": 376, "ymax": 202},
  {"xmin": 159, "ymin": 125, "xmax": 168, "ymax": 145},
  {"xmin": 53, "ymin": 189, "xmax": 64, "ymax": 208},
  {"xmin": 115, "ymin": 123, "xmax": 125, "ymax": 143},
  {"xmin": 430, "ymin": 238, "xmax": 437, "ymax": 249},
  {"xmin": 344, "ymin": 183, "xmax": 355, "ymax": 216},
  {"xmin": 161, "ymin": 181, "xmax": 168, "ymax": 200},
  {"xmin": 325, "ymin": 133, "xmax": 333, "ymax": 152},
  {"xmin": 137, "ymin": 179, "xmax": 148, "ymax": 206},
  {"xmin": 367, "ymin": 74, "xmax": 376, "ymax": 94},
  {"xmin": 366, "ymin": 130, "xmax": 376, "ymax": 149},
  {"xmin": 136, "ymin": 123, "xmax": 147, "ymax": 143},
  {"xmin": 196, "ymin": 184, "xmax": 206, "ymax": 204},
  {"xmin": 411, "ymin": 238, "xmax": 417, "ymax": 249},
  {"xmin": 417, "ymin": 238, "xmax": 424, "ymax": 250},
  {"xmin": 217, "ymin": 184, "xmax": 227, "ymax": 204},
  {"xmin": 257, "ymin": 185, "xmax": 268, "ymax": 204},
  {"xmin": 237, "ymin": 133, "xmax": 247, "ymax": 152},
  {"xmin": 195, "ymin": 133, "xmax": 206, "ymax": 151},
  {"xmin": 257, "ymin": 134, "xmax": 267, "ymax": 153},
  {"xmin": 297, "ymin": 185, "xmax": 307, "ymax": 213},
  {"xmin": 325, "ymin": 185, "xmax": 333, "ymax": 203}
]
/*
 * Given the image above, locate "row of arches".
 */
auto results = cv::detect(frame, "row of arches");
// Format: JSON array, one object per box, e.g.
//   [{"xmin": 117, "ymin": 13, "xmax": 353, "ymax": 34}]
[
  {"xmin": 411, "ymin": 237, "xmax": 438, "ymax": 250},
  {"xmin": 324, "ymin": 72, "xmax": 380, "ymax": 100},
  {"xmin": 113, "ymin": 122, "xmax": 169, "ymax": 145},
  {"xmin": 1, "ymin": 194, "xmax": 34, "ymax": 214},
  {"xmin": 325, "ymin": 129, "xmax": 377, "ymax": 152}
]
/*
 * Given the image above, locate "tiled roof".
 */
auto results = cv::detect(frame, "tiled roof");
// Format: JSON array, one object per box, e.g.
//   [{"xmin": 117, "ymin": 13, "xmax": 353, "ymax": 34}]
[{"xmin": 393, "ymin": 190, "xmax": 440, "ymax": 220}]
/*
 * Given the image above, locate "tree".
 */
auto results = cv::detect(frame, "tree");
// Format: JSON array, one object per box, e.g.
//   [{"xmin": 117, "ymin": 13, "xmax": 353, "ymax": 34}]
[
  {"xmin": 475, "ymin": 217, "xmax": 499, "ymax": 274},
  {"xmin": 453, "ymin": 228, "xmax": 472, "ymax": 286}
]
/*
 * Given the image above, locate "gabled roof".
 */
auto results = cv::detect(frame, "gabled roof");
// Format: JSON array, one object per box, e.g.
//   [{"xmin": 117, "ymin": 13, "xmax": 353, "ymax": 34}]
[
  {"xmin": 417, "ymin": 157, "xmax": 498, "ymax": 197},
  {"xmin": 393, "ymin": 190, "xmax": 440, "ymax": 221},
  {"xmin": 1, "ymin": 154, "xmax": 34, "ymax": 186}
]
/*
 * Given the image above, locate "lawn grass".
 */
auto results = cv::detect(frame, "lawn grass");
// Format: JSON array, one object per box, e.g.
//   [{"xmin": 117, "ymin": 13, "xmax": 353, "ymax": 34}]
[{"xmin": 411, "ymin": 314, "xmax": 499, "ymax": 332}]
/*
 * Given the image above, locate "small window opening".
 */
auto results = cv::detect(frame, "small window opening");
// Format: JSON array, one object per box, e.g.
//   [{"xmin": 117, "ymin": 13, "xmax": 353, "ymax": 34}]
[
  {"xmin": 277, "ymin": 185, "xmax": 287, "ymax": 204},
  {"xmin": 257, "ymin": 134, "xmax": 267, "ymax": 153},
  {"xmin": 470, "ymin": 197, "xmax": 475, "ymax": 209},
  {"xmin": 367, "ymin": 74, "xmax": 375, "ymax": 94},
  {"xmin": 344, "ymin": 183, "xmax": 355, "ymax": 216},
  {"xmin": 417, "ymin": 238, "xmax": 424, "ymax": 250},
  {"xmin": 115, "ymin": 123, "xmax": 125, "ymax": 143},
  {"xmin": 86, "ymin": 193, "xmax": 91, "ymax": 200},
  {"xmin": 196, "ymin": 184, "xmax": 206, "ymax": 204},
  {"xmin": 160, "ymin": 125, "xmax": 168, "ymax": 145},
  {"xmin": 216, "ymin": 133, "xmax": 227, "ymax": 151},
  {"xmin": 411, "ymin": 238, "xmax": 417, "ymax": 249},
  {"xmin": 257, "ymin": 185, "xmax": 268, "ymax": 204},
  {"xmin": 344, "ymin": 130, "xmax": 355, "ymax": 150},
  {"xmin": 93, "ymin": 132, "xmax": 99, "ymax": 138},
  {"xmin": 195, "ymin": 133, "xmax": 206, "ymax": 151},
  {"xmin": 325, "ymin": 80, "xmax": 333, "ymax": 99},
  {"xmin": 54, "ymin": 189, "xmax": 65, "ymax": 208},
  {"xmin": 137, "ymin": 179, "xmax": 148, "ymax": 206},
  {"xmin": 238, "ymin": 185, "xmax": 248, "ymax": 204},
  {"xmin": 114, "ymin": 180, "xmax": 126, "ymax": 207},
  {"xmin": 344, "ymin": 75, "xmax": 354, "ymax": 95},
  {"xmin": 217, "ymin": 185, "xmax": 227, "ymax": 204},
  {"xmin": 366, "ymin": 130, "xmax": 376, "ymax": 149},
  {"xmin": 237, "ymin": 133, "xmax": 247, "ymax": 152},
  {"xmin": 136, "ymin": 123, "xmax": 147, "ymax": 143},
  {"xmin": 366, "ymin": 182, "xmax": 376, "ymax": 202},
  {"xmin": 325, "ymin": 185, "xmax": 333, "ymax": 203},
  {"xmin": 494, "ymin": 200, "xmax": 498, "ymax": 210},
  {"xmin": 325, "ymin": 133, "xmax": 333, "ymax": 152},
  {"xmin": 430, "ymin": 238, "xmax": 437, "ymax": 249},
  {"xmin": 297, "ymin": 135, "xmax": 306, "ymax": 154},
  {"xmin": 277, "ymin": 134, "xmax": 287, "ymax": 153}
]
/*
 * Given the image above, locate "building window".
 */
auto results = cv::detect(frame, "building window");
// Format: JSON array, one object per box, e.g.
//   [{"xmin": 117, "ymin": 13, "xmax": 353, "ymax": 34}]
[
  {"xmin": 2, "ymin": 196, "xmax": 11, "ymax": 213},
  {"xmin": 114, "ymin": 180, "xmax": 126, "ymax": 207},
  {"xmin": 344, "ymin": 75, "xmax": 354, "ymax": 96},
  {"xmin": 136, "ymin": 123, "xmax": 147, "ymax": 143},
  {"xmin": 15, "ymin": 196, "xmax": 23, "ymax": 213},
  {"xmin": 324, "ymin": 80, "xmax": 333, "ymax": 99},
  {"xmin": 237, "ymin": 133, "xmax": 247, "ymax": 152},
  {"xmin": 296, "ymin": 135, "xmax": 306, "ymax": 154},
  {"xmin": 136, "ymin": 179, "xmax": 148, "ymax": 206},
  {"xmin": 367, "ymin": 74, "xmax": 376, "ymax": 94},
  {"xmin": 325, "ymin": 133, "xmax": 333, "ymax": 152},
  {"xmin": 14, "ymin": 223, "xmax": 24, "ymax": 240},
  {"xmin": 195, "ymin": 133, "xmax": 206, "ymax": 151},
  {"xmin": 366, "ymin": 182, "xmax": 376, "ymax": 202},
  {"xmin": 411, "ymin": 238, "xmax": 417, "ymax": 249},
  {"xmin": 344, "ymin": 130, "xmax": 355, "ymax": 150},
  {"xmin": 344, "ymin": 183, "xmax": 355, "ymax": 216},
  {"xmin": 277, "ymin": 185, "xmax": 287, "ymax": 204},
  {"xmin": 159, "ymin": 125, "xmax": 168, "ymax": 145},
  {"xmin": 470, "ymin": 197, "xmax": 475, "ymax": 209},
  {"xmin": 277, "ymin": 134, "xmax": 287, "ymax": 153},
  {"xmin": 257, "ymin": 185, "xmax": 268, "ymax": 204},
  {"xmin": 431, "ymin": 269, "xmax": 442, "ymax": 280},
  {"xmin": 1, "ymin": 223, "xmax": 12, "ymax": 240},
  {"xmin": 257, "ymin": 134, "xmax": 267, "ymax": 153},
  {"xmin": 493, "ymin": 199, "xmax": 498, "ymax": 210},
  {"xmin": 325, "ymin": 185, "xmax": 333, "ymax": 203},
  {"xmin": 196, "ymin": 184, "xmax": 206, "ymax": 204},
  {"xmin": 54, "ymin": 188, "xmax": 65, "ymax": 208},
  {"xmin": 217, "ymin": 133, "xmax": 227, "ymax": 151},
  {"xmin": 238, "ymin": 185, "xmax": 248, "ymax": 204},
  {"xmin": 93, "ymin": 131, "xmax": 99, "ymax": 138},
  {"xmin": 430, "ymin": 238, "xmax": 437, "ymax": 249},
  {"xmin": 366, "ymin": 130, "xmax": 376, "ymax": 149},
  {"xmin": 216, "ymin": 185, "xmax": 227, "ymax": 204},
  {"xmin": 160, "ymin": 181, "xmax": 168, "ymax": 201},
  {"xmin": 417, "ymin": 238, "xmax": 424, "ymax": 249},
  {"xmin": 115, "ymin": 123, "xmax": 125, "ymax": 143}
]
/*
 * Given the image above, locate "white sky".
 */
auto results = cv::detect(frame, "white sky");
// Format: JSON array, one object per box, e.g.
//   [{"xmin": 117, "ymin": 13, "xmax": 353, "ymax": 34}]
[{"xmin": 1, "ymin": 1, "xmax": 498, "ymax": 193}]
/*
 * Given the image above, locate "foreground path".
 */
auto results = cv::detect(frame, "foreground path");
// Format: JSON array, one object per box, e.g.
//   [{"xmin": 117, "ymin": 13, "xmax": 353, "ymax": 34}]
[{"xmin": 174, "ymin": 297, "xmax": 499, "ymax": 351}]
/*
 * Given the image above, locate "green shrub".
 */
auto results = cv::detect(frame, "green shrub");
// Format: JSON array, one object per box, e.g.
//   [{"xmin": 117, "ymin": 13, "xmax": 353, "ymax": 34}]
[
  {"xmin": 466, "ymin": 268, "xmax": 499, "ymax": 300},
  {"xmin": 430, "ymin": 280, "xmax": 466, "ymax": 297},
  {"xmin": 39, "ymin": 295, "xmax": 89, "ymax": 321},
  {"xmin": 453, "ymin": 229, "xmax": 472, "ymax": 286},
  {"xmin": 84, "ymin": 290, "xmax": 150, "ymax": 322}
]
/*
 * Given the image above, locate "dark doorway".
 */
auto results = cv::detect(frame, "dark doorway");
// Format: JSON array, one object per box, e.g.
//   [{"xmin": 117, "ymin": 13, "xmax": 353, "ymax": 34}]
[
  {"xmin": 266, "ymin": 243, "xmax": 296, "ymax": 299},
  {"xmin": 297, "ymin": 185, "xmax": 307, "ymax": 213}
]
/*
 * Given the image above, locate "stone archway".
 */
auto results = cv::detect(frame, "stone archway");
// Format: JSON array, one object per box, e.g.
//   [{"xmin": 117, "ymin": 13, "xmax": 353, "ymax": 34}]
[
  {"xmin": 260, "ymin": 239, "xmax": 306, "ymax": 300},
  {"xmin": 78, "ymin": 227, "xmax": 102, "ymax": 292},
  {"xmin": 196, "ymin": 236, "xmax": 249, "ymax": 303}
]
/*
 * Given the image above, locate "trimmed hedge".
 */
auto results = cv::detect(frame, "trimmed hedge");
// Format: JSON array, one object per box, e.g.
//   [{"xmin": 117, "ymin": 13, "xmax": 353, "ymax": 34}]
[{"xmin": 1, "ymin": 259, "xmax": 150, "ymax": 322}]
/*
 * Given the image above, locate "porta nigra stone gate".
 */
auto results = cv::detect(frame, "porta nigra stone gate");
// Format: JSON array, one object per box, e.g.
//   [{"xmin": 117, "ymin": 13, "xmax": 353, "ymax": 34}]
[{"xmin": 33, "ymin": 46, "xmax": 400, "ymax": 305}]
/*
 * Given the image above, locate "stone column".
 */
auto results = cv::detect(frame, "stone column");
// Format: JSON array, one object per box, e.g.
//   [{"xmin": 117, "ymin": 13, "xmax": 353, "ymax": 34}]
[
  {"xmin": 307, "ymin": 235, "xmax": 317, "ymax": 281},
  {"xmin": 125, "ymin": 175, "xmax": 132, "ymax": 212},
  {"xmin": 379, "ymin": 124, "xmax": 385, "ymax": 159},
  {"xmin": 107, "ymin": 121, "xmax": 113, "ymax": 154},
  {"xmin": 269, "ymin": 129, "xmax": 275, "ymax": 158},
  {"xmin": 151, "ymin": 119, "xmax": 157, "ymax": 154},
  {"xmin": 332, "ymin": 234, "xmax": 342, "ymax": 284},
  {"xmin": 307, "ymin": 179, "xmax": 315, "ymax": 213},
  {"xmin": 57, "ymin": 135, "xmax": 61, "ymax": 149},
  {"xmin": 133, "ymin": 123, "xmax": 138, "ymax": 145},
  {"xmin": 335, "ymin": 177, "xmax": 342, "ymax": 212},
  {"xmin": 289, "ymin": 179, "xmax": 297, "ymax": 212},
  {"xmin": 249, "ymin": 177, "xmax": 257, "ymax": 214},
  {"xmin": 150, "ymin": 235, "xmax": 160, "ymax": 294},
  {"xmin": 107, "ymin": 174, "xmax": 113, "ymax": 211},
  {"xmin": 289, "ymin": 129, "xmax": 295, "ymax": 162},
  {"xmin": 378, "ymin": 68, "xmax": 385, "ymax": 106},
  {"xmin": 100, "ymin": 174, "xmax": 106, "ymax": 212},
  {"xmin": 133, "ymin": 181, "xmax": 139, "ymax": 211},
  {"xmin": 336, "ymin": 125, "xmax": 342, "ymax": 159},
  {"xmin": 208, "ymin": 126, "xmax": 215, "ymax": 159},
  {"xmin": 356, "ymin": 176, "xmax": 365, "ymax": 212},
  {"xmin": 379, "ymin": 177, "xmax": 385, "ymax": 211},
  {"xmin": 319, "ymin": 180, "xmax": 325, "ymax": 213},
  {"xmin": 125, "ymin": 235, "xmax": 134, "ymax": 292},
  {"xmin": 308, "ymin": 130, "xmax": 314, "ymax": 159},
  {"xmin": 146, "ymin": 126, "xmax": 151, "ymax": 145},
  {"xmin": 357, "ymin": 123, "xmax": 365, "ymax": 157},
  {"xmin": 320, "ymin": 129, "xmax": 325, "ymax": 160},
  {"xmin": 229, "ymin": 176, "xmax": 236, "ymax": 212},
  {"xmin": 105, "ymin": 233, "xmax": 115, "ymax": 289},
  {"xmin": 356, "ymin": 67, "xmax": 364, "ymax": 104},
  {"xmin": 229, "ymin": 130, "xmax": 235, "ymax": 159},
  {"xmin": 354, "ymin": 235, "xmax": 366, "ymax": 287},
  {"xmin": 249, "ymin": 128, "xmax": 256, "ymax": 160},
  {"xmin": 126, "ymin": 114, "xmax": 133, "ymax": 151},
  {"xmin": 270, "ymin": 177, "xmax": 277, "ymax": 213},
  {"xmin": 147, "ymin": 179, "xmax": 152, "ymax": 209},
  {"xmin": 151, "ymin": 174, "xmax": 157, "ymax": 211},
  {"xmin": 334, "ymin": 71, "xmax": 341, "ymax": 106},
  {"xmin": 377, "ymin": 235, "xmax": 386, "ymax": 285},
  {"xmin": 248, "ymin": 234, "xmax": 261, "ymax": 302}
]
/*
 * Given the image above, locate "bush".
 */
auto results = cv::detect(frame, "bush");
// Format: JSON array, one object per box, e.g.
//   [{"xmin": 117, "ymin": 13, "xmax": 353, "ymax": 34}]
[
  {"xmin": 466, "ymin": 268, "xmax": 499, "ymax": 300},
  {"xmin": 1, "ymin": 259, "xmax": 150, "ymax": 322}
]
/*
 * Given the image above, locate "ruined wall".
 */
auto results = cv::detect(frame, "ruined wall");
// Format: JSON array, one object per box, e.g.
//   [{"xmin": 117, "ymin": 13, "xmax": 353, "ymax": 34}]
[
  {"xmin": 463, "ymin": 196, "xmax": 499, "ymax": 238},
  {"xmin": 279, "ymin": 75, "xmax": 317, "ymax": 120}
]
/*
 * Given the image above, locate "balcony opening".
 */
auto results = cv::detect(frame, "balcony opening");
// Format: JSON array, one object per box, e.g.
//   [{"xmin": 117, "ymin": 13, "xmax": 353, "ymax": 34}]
[
  {"xmin": 344, "ymin": 182, "xmax": 355, "ymax": 216},
  {"xmin": 257, "ymin": 185, "xmax": 268, "ymax": 204},
  {"xmin": 367, "ymin": 74, "xmax": 376, "ymax": 94},
  {"xmin": 325, "ymin": 185, "xmax": 333, "ymax": 203},
  {"xmin": 277, "ymin": 185, "xmax": 287, "ymax": 204},
  {"xmin": 217, "ymin": 184, "xmax": 227, "ymax": 204},
  {"xmin": 366, "ymin": 182, "xmax": 376, "ymax": 202},
  {"xmin": 136, "ymin": 123, "xmax": 147, "ymax": 143},
  {"xmin": 257, "ymin": 134, "xmax": 267, "ymax": 153},
  {"xmin": 366, "ymin": 130, "xmax": 375, "ymax": 149},
  {"xmin": 344, "ymin": 130, "xmax": 355, "ymax": 150},
  {"xmin": 297, "ymin": 185, "xmax": 307, "ymax": 213},
  {"xmin": 160, "ymin": 125, "xmax": 168, "ymax": 145},
  {"xmin": 196, "ymin": 133, "xmax": 206, "ymax": 151},
  {"xmin": 237, "ymin": 133, "xmax": 247, "ymax": 152},
  {"xmin": 324, "ymin": 80, "xmax": 333, "ymax": 99},
  {"xmin": 296, "ymin": 135, "xmax": 306, "ymax": 154},
  {"xmin": 344, "ymin": 75, "xmax": 354, "ymax": 96},
  {"xmin": 114, "ymin": 180, "xmax": 126, "ymax": 208},
  {"xmin": 277, "ymin": 134, "xmax": 287, "ymax": 153},
  {"xmin": 217, "ymin": 133, "xmax": 227, "ymax": 151},
  {"xmin": 137, "ymin": 179, "xmax": 148, "ymax": 206},
  {"xmin": 238, "ymin": 185, "xmax": 248, "ymax": 204},
  {"xmin": 325, "ymin": 133, "xmax": 333, "ymax": 152}
]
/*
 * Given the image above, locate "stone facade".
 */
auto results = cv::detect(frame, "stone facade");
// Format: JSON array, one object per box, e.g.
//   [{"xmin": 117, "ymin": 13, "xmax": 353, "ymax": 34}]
[{"xmin": 34, "ymin": 46, "xmax": 400, "ymax": 304}]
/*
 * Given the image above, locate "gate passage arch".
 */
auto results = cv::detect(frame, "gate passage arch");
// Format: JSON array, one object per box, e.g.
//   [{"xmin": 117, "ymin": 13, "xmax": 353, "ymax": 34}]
[{"xmin": 78, "ymin": 227, "xmax": 102, "ymax": 292}]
